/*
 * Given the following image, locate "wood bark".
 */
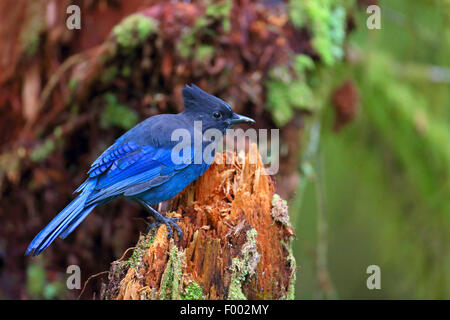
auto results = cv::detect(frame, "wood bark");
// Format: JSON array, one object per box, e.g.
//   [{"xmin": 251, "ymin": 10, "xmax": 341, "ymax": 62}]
[{"xmin": 101, "ymin": 144, "xmax": 296, "ymax": 300}]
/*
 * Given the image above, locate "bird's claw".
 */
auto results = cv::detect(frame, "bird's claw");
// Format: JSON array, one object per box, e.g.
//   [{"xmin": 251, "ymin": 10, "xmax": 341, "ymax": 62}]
[{"xmin": 147, "ymin": 216, "xmax": 183, "ymax": 239}]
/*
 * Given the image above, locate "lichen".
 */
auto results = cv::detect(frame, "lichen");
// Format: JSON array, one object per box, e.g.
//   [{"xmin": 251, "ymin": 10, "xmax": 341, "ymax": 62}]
[
  {"xmin": 281, "ymin": 241, "xmax": 297, "ymax": 300},
  {"xmin": 113, "ymin": 14, "xmax": 158, "ymax": 50},
  {"xmin": 227, "ymin": 228, "xmax": 260, "ymax": 300},
  {"xmin": 270, "ymin": 193, "xmax": 297, "ymax": 300},
  {"xmin": 159, "ymin": 243, "xmax": 185, "ymax": 300},
  {"xmin": 228, "ymin": 257, "xmax": 248, "ymax": 300},
  {"xmin": 271, "ymin": 194, "xmax": 291, "ymax": 228}
]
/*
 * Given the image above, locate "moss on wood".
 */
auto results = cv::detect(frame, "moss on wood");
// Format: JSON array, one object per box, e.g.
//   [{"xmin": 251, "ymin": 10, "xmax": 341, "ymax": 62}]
[{"xmin": 102, "ymin": 145, "xmax": 296, "ymax": 300}]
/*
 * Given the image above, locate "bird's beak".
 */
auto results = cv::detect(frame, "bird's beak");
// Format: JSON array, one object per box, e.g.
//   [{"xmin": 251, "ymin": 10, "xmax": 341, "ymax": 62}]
[{"xmin": 230, "ymin": 113, "xmax": 255, "ymax": 125}]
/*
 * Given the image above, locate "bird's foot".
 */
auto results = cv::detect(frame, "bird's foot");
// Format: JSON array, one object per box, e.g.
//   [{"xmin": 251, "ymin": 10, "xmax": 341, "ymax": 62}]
[
  {"xmin": 147, "ymin": 214, "xmax": 183, "ymax": 239},
  {"xmin": 137, "ymin": 200, "xmax": 183, "ymax": 239}
]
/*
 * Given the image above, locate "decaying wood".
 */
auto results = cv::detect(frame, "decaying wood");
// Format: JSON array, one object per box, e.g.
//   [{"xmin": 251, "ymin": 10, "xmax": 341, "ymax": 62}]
[{"xmin": 101, "ymin": 144, "xmax": 296, "ymax": 300}]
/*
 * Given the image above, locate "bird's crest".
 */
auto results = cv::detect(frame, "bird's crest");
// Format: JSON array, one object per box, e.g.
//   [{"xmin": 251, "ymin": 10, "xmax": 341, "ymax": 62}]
[{"xmin": 182, "ymin": 84, "xmax": 232, "ymax": 112}]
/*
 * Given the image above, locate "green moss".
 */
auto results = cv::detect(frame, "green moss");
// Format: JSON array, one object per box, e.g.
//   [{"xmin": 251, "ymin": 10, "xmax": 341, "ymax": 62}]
[
  {"xmin": 123, "ymin": 233, "xmax": 155, "ymax": 269},
  {"xmin": 113, "ymin": 14, "xmax": 158, "ymax": 50},
  {"xmin": 159, "ymin": 244, "xmax": 185, "ymax": 300},
  {"xmin": 100, "ymin": 93, "xmax": 138, "ymax": 130},
  {"xmin": 125, "ymin": 247, "xmax": 144, "ymax": 269},
  {"xmin": 181, "ymin": 281, "xmax": 204, "ymax": 300},
  {"xmin": 177, "ymin": 0, "xmax": 231, "ymax": 59}
]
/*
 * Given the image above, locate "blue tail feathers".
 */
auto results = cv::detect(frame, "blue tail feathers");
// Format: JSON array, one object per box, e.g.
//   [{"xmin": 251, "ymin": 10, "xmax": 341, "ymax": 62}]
[{"xmin": 25, "ymin": 179, "xmax": 97, "ymax": 256}]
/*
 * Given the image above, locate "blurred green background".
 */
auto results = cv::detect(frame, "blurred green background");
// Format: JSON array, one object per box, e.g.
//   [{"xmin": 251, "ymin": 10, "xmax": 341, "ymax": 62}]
[{"xmin": 292, "ymin": 0, "xmax": 449, "ymax": 299}]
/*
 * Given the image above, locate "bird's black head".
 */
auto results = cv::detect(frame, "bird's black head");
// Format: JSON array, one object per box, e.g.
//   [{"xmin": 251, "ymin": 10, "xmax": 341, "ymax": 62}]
[{"xmin": 182, "ymin": 84, "xmax": 254, "ymax": 134}]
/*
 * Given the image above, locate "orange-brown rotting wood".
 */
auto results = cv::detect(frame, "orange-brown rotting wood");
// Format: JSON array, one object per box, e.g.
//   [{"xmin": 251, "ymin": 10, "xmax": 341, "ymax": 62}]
[{"xmin": 103, "ymin": 144, "xmax": 296, "ymax": 300}]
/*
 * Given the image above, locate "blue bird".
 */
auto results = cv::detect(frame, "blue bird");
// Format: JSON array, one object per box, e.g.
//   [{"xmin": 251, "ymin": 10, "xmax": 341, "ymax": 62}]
[{"xmin": 26, "ymin": 84, "xmax": 254, "ymax": 256}]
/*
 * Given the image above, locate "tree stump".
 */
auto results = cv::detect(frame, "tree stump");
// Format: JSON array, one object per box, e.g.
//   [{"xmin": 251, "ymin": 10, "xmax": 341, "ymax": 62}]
[{"xmin": 101, "ymin": 144, "xmax": 296, "ymax": 300}]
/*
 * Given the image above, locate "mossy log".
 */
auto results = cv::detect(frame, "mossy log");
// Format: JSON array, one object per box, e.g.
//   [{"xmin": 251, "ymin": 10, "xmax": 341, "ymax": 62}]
[{"xmin": 101, "ymin": 144, "xmax": 296, "ymax": 300}]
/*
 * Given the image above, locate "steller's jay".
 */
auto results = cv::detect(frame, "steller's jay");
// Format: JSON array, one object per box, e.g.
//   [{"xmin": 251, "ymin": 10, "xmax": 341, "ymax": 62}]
[{"xmin": 26, "ymin": 84, "xmax": 254, "ymax": 256}]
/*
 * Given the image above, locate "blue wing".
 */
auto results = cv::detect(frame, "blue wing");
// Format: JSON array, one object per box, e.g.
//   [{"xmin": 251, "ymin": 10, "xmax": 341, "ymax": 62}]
[
  {"xmin": 88, "ymin": 141, "xmax": 141, "ymax": 178},
  {"xmin": 26, "ymin": 140, "xmax": 193, "ymax": 256},
  {"xmin": 84, "ymin": 141, "xmax": 192, "ymax": 204}
]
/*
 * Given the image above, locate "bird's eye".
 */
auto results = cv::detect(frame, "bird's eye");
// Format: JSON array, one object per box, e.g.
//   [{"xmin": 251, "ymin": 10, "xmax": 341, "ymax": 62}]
[{"xmin": 213, "ymin": 111, "xmax": 222, "ymax": 119}]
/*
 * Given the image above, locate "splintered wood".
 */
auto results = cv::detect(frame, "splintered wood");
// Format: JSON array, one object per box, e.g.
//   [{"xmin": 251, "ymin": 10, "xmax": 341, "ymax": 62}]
[{"xmin": 102, "ymin": 144, "xmax": 296, "ymax": 300}]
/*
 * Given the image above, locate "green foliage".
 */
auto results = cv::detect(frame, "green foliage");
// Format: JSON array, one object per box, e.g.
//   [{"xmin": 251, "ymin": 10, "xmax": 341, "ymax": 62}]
[
  {"xmin": 265, "ymin": 61, "xmax": 314, "ymax": 126},
  {"xmin": 205, "ymin": 0, "xmax": 232, "ymax": 32},
  {"xmin": 30, "ymin": 139, "xmax": 55, "ymax": 163},
  {"xmin": 113, "ymin": 14, "xmax": 158, "ymax": 50},
  {"xmin": 26, "ymin": 262, "xmax": 46, "ymax": 298},
  {"xmin": 100, "ymin": 93, "xmax": 138, "ymax": 130},
  {"xmin": 101, "ymin": 66, "xmax": 119, "ymax": 84},
  {"xmin": 292, "ymin": 0, "xmax": 450, "ymax": 299},
  {"xmin": 266, "ymin": 0, "xmax": 353, "ymax": 126},
  {"xmin": 195, "ymin": 45, "xmax": 215, "ymax": 61},
  {"xmin": 289, "ymin": 0, "xmax": 349, "ymax": 66},
  {"xmin": 42, "ymin": 282, "xmax": 66, "ymax": 300},
  {"xmin": 294, "ymin": 54, "xmax": 315, "ymax": 74},
  {"xmin": 26, "ymin": 261, "xmax": 65, "ymax": 299},
  {"xmin": 359, "ymin": 53, "xmax": 450, "ymax": 199},
  {"xmin": 121, "ymin": 65, "xmax": 132, "ymax": 77}
]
